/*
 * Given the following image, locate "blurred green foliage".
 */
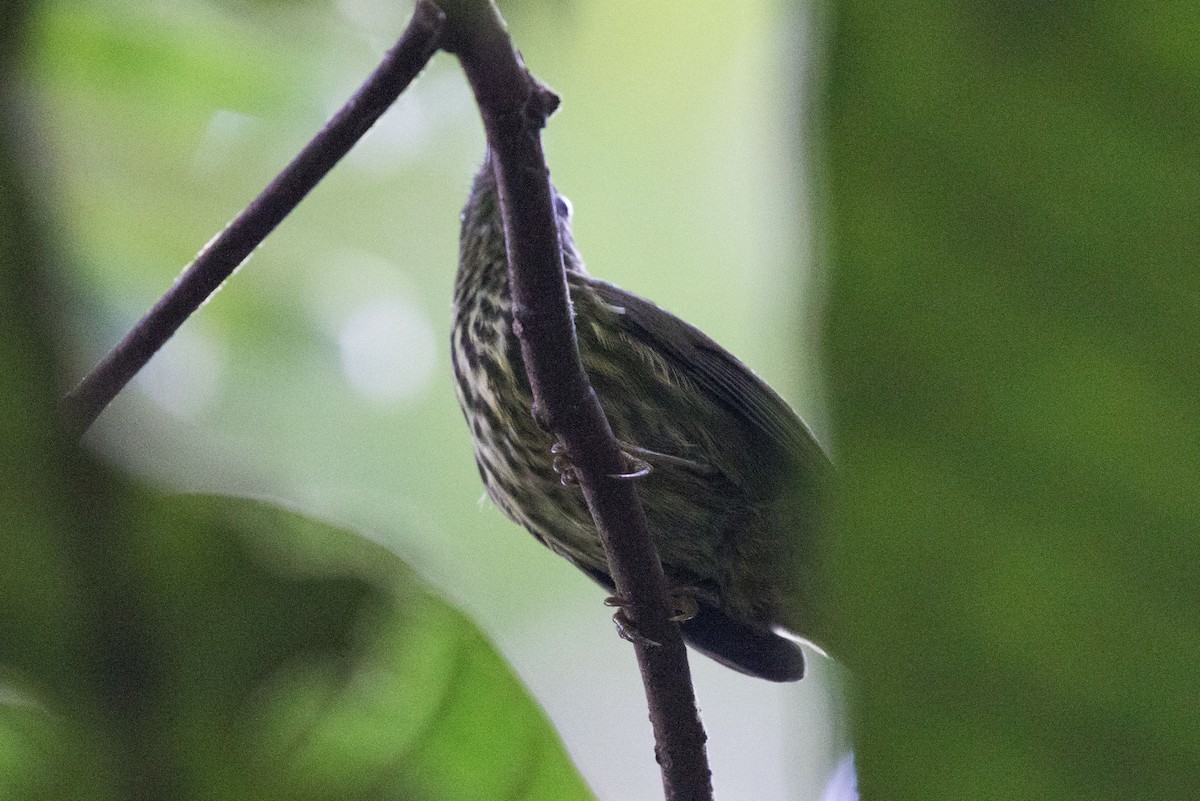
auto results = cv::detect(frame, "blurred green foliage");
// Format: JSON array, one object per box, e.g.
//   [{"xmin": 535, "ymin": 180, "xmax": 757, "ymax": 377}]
[
  {"xmin": 12, "ymin": 0, "xmax": 1198, "ymax": 797},
  {"xmin": 824, "ymin": 2, "xmax": 1200, "ymax": 799},
  {"xmin": 0, "ymin": 483, "xmax": 595, "ymax": 801},
  {"xmin": 12, "ymin": 0, "xmax": 1196, "ymax": 798}
]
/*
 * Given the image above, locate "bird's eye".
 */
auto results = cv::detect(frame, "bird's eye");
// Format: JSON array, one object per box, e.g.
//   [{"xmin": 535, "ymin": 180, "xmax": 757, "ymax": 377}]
[{"xmin": 554, "ymin": 195, "xmax": 573, "ymax": 219}]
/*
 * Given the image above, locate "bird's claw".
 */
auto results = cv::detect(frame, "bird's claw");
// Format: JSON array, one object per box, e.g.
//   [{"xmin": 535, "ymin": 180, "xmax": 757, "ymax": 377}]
[
  {"xmin": 605, "ymin": 597, "xmax": 662, "ymax": 648},
  {"xmin": 609, "ymin": 451, "xmax": 653, "ymax": 480},
  {"xmin": 550, "ymin": 441, "xmax": 653, "ymax": 485},
  {"xmin": 551, "ymin": 440, "xmax": 579, "ymax": 486},
  {"xmin": 667, "ymin": 589, "xmax": 698, "ymax": 623}
]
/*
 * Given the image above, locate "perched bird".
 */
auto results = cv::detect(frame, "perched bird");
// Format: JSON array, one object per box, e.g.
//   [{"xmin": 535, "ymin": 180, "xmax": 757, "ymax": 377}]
[{"xmin": 451, "ymin": 156, "xmax": 831, "ymax": 681}]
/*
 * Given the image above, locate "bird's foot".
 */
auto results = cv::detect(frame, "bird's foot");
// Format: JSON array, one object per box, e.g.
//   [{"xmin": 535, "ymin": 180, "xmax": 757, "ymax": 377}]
[
  {"xmin": 550, "ymin": 440, "xmax": 654, "ymax": 484},
  {"xmin": 666, "ymin": 588, "xmax": 699, "ymax": 623},
  {"xmin": 550, "ymin": 440, "xmax": 578, "ymax": 486},
  {"xmin": 604, "ymin": 596, "xmax": 662, "ymax": 648},
  {"xmin": 618, "ymin": 442, "xmax": 713, "ymax": 475},
  {"xmin": 609, "ymin": 450, "xmax": 653, "ymax": 480},
  {"xmin": 603, "ymin": 588, "xmax": 697, "ymax": 645}
]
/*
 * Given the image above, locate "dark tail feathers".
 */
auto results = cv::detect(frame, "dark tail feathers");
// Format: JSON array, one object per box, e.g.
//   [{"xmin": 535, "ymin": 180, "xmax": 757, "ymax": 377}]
[{"xmin": 680, "ymin": 603, "xmax": 805, "ymax": 682}]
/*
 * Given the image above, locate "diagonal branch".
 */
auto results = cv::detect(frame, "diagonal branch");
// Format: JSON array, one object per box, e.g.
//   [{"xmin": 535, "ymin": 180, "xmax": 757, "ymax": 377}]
[
  {"xmin": 61, "ymin": 0, "xmax": 446, "ymax": 437},
  {"xmin": 437, "ymin": 3, "xmax": 713, "ymax": 800}
]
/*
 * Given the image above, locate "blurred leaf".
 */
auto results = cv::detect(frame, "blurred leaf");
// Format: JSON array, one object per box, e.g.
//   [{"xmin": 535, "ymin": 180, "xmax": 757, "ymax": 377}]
[
  {"xmin": 1, "ymin": 23, "xmax": 109, "ymax": 801},
  {"xmin": 823, "ymin": 2, "xmax": 1200, "ymax": 800},
  {"xmin": 4, "ymin": 481, "xmax": 597, "ymax": 801}
]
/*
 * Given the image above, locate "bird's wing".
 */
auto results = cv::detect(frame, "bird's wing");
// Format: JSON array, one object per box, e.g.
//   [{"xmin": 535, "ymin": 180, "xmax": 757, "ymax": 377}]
[{"xmin": 583, "ymin": 278, "xmax": 831, "ymax": 476}]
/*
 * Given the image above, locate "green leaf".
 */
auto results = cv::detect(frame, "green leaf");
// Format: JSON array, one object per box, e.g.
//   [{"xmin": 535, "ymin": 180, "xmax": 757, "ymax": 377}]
[
  {"xmin": 4, "ymin": 480, "xmax": 597, "ymax": 801},
  {"xmin": 824, "ymin": 2, "xmax": 1200, "ymax": 800}
]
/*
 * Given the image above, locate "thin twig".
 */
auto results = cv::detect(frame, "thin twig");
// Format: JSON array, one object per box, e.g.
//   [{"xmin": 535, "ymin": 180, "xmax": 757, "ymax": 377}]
[
  {"xmin": 61, "ymin": 0, "xmax": 446, "ymax": 437},
  {"xmin": 438, "ymin": 3, "xmax": 713, "ymax": 799}
]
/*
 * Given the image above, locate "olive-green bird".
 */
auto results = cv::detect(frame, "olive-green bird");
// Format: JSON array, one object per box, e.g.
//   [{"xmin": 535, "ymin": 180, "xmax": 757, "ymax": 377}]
[{"xmin": 451, "ymin": 155, "xmax": 831, "ymax": 681}]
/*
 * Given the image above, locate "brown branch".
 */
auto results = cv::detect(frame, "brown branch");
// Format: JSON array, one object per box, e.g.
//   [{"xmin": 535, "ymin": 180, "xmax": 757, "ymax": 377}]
[
  {"xmin": 61, "ymin": 0, "xmax": 446, "ymax": 437},
  {"xmin": 437, "ymin": 3, "xmax": 713, "ymax": 799}
]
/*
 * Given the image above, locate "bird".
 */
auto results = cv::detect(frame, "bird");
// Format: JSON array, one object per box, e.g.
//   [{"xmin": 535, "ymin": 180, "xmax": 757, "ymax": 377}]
[{"xmin": 450, "ymin": 155, "xmax": 832, "ymax": 681}]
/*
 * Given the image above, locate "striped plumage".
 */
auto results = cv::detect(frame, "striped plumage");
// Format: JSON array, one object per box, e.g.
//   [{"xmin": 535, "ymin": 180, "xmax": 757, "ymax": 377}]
[{"xmin": 451, "ymin": 157, "xmax": 831, "ymax": 681}]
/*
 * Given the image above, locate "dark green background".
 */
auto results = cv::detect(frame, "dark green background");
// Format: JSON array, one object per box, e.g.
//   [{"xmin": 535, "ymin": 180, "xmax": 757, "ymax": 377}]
[{"xmin": 825, "ymin": 2, "xmax": 1200, "ymax": 799}]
